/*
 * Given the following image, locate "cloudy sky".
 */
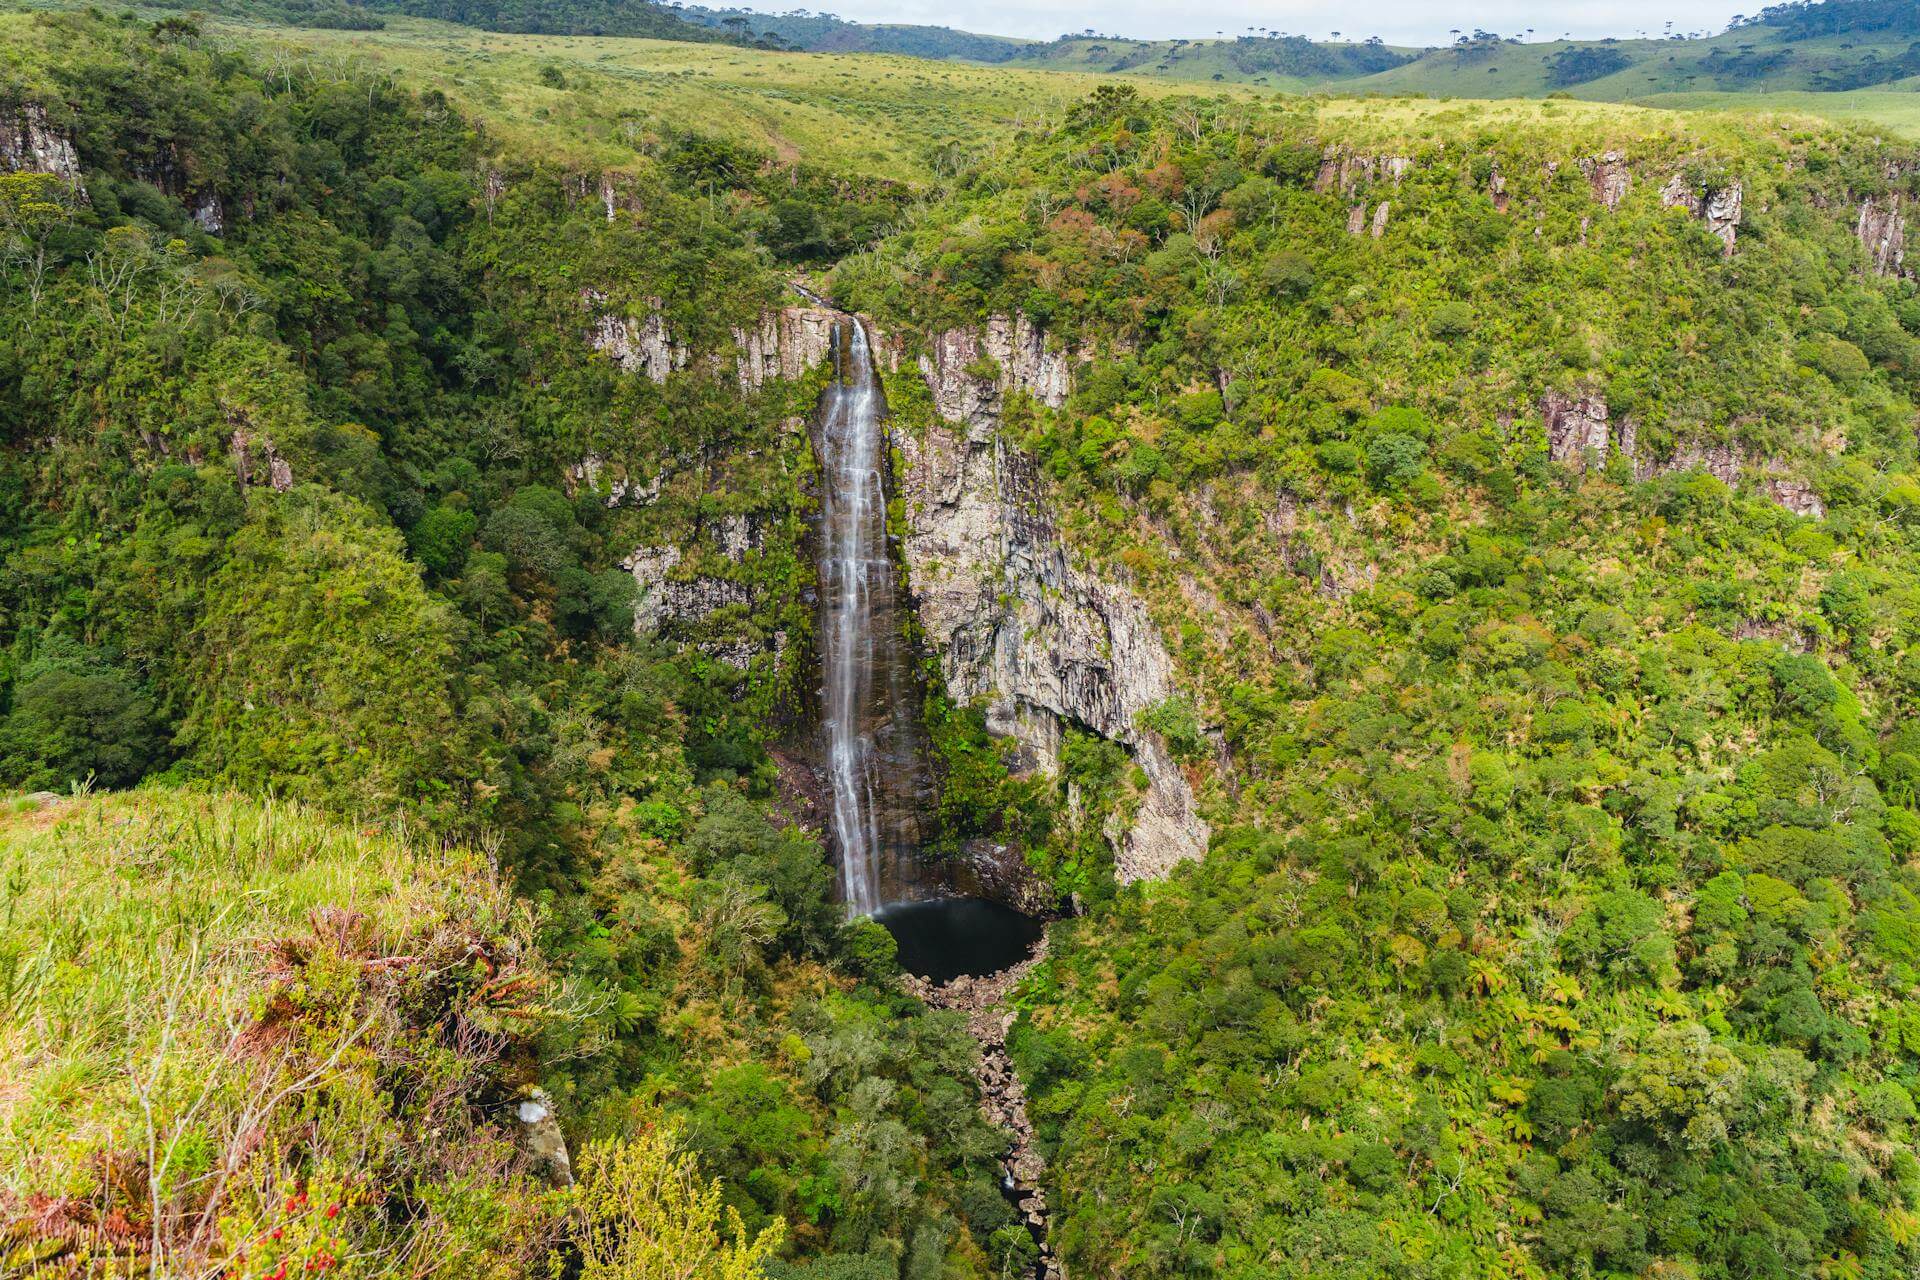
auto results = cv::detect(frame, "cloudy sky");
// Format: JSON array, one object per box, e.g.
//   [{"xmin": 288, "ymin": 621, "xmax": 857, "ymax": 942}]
[{"xmin": 783, "ymin": 1, "xmax": 1752, "ymax": 46}]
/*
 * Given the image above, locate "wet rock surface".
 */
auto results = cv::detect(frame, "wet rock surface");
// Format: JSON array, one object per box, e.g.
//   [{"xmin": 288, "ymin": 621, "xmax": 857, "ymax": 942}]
[{"xmin": 905, "ymin": 937, "xmax": 1062, "ymax": 1279}]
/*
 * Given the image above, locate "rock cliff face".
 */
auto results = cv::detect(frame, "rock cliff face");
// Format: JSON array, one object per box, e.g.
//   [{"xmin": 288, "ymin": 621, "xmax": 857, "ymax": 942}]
[
  {"xmin": 1543, "ymin": 386, "xmax": 1635, "ymax": 471},
  {"xmin": 1858, "ymin": 195, "xmax": 1908, "ymax": 278},
  {"xmin": 590, "ymin": 299, "xmax": 1210, "ymax": 883},
  {"xmin": 733, "ymin": 305, "xmax": 840, "ymax": 391},
  {"xmin": 1578, "ymin": 151, "xmax": 1633, "ymax": 211},
  {"xmin": 1314, "ymin": 147, "xmax": 1411, "ymax": 197},
  {"xmin": 585, "ymin": 294, "xmax": 890, "ymax": 391},
  {"xmin": 624, "ymin": 514, "xmax": 782, "ymax": 668},
  {"xmin": 904, "ymin": 319, "xmax": 1210, "ymax": 884},
  {"xmin": 0, "ymin": 105, "xmax": 82, "ymax": 188},
  {"xmin": 1638, "ymin": 439, "xmax": 1826, "ymax": 518},
  {"xmin": 1541, "ymin": 387, "xmax": 1823, "ymax": 516},
  {"xmin": 582, "ymin": 291, "xmax": 689, "ymax": 382},
  {"xmin": 191, "ymin": 191, "xmax": 224, "ymax": 235},
  {"xmin": 918, "ymin": 314, "xmax": 1077, "ymax": 415},
  {"xmin": 229, "ymin": 426, "xmax": 293, "ymax": 492},
  {"xmin": 1661, "ymin": 175, "xmax": 1744, "ymax": 255}
]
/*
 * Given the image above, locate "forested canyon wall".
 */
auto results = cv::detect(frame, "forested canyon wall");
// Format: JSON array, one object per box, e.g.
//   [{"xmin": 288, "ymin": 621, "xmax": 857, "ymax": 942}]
[{"xmin": 604, "ymin": 293, "xmax": 1210, "ymax": 886}]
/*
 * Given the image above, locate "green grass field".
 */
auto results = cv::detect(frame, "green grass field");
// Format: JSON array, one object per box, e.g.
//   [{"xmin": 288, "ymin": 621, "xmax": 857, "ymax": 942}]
[
  {"xmin": 228, "ymin": 15, "xmax": 1920, "ymax": 181},
  {"xmin": 217, "ymin": 16, "xmax": 1267, "ymax": 182},
  {"xmin": 1641, "ymin": 87, "xmax": 1920, "ymax": 139}
]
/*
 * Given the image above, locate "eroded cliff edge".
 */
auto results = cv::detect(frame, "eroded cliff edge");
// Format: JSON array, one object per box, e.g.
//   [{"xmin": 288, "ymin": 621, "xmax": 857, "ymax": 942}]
[
  {"xmin": 900, "ymin": 320, "xmax": 1211, "ymax": 885},
  {"xmin": 604, "ymin": 295, "xmax": 1212, "ymax": 888}
]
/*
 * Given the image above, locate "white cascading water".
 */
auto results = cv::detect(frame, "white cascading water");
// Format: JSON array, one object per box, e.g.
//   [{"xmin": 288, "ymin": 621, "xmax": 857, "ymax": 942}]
[{"xmin": 819, "ymin": 318, "xmax": 887, "ymax": 916}]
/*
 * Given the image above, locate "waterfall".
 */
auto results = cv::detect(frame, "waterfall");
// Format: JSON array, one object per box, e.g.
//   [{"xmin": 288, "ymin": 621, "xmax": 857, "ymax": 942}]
[{"xmin": 818, "ymin": 317, "xmax": 891, "ymax": 916}]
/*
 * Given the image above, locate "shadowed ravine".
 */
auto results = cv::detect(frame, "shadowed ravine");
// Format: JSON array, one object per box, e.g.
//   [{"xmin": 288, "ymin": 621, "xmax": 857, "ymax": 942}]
[{"xmin": 806, "ymin": 295, "xmax": 1056, "ymax": 1277}]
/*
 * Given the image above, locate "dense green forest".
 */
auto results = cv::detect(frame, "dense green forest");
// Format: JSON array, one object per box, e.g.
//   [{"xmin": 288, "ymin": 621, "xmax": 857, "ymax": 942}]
[
  {"xmin": 0, "ymin": 10, "xmax": 1032, "ymax": 1277},
  {"xmin": 833, "ymin": 80, "xmax": 1920, "ymax": 1279},
  {"xmin": 5, "ymin": 1, "xmax": 1920, "ymax": 1278}
]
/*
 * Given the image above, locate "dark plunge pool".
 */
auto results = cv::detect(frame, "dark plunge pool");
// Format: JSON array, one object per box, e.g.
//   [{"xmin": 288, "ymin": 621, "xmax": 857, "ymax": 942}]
[{"xmin": 875, "ymin": 897, "xmax": 1044, "ymax": 984}]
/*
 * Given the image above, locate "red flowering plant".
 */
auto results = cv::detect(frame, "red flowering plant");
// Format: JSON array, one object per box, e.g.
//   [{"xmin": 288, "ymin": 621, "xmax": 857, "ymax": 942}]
[{"xmin": 219, "ymin": 1167, "xmax": 362, "ymax": 1279}]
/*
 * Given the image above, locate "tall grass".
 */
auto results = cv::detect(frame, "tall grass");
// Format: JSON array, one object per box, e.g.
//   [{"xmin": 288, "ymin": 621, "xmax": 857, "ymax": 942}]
[{"xmin": 0, "ymin": 787, "xmax": 545, "ymax": 1275}]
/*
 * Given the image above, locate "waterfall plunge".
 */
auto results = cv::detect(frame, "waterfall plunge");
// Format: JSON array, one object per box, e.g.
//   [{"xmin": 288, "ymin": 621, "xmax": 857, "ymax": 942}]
[{"xmin": 818, "ymin": 318, "xmax": 892, "ymax": 917}]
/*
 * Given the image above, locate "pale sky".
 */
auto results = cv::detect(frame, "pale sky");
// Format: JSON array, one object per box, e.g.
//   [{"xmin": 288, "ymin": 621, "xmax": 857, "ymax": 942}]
[{"xmin": 786, "ymin": 1, "xmax": 1753, "ymax": 46}]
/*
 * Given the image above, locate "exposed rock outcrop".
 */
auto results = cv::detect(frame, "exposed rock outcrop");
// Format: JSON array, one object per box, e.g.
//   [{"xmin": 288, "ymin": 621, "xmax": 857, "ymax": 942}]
[
  {"xmin": 515, "ymin": 1089, "xmax": 574, "ymax": 1187},
  {"xmin": 584, "ymin": 292, "xmax": 888, "ymax": 392},
  {"xmin": 583, "ymin": 291, "xmax": 688, "ymax": 382},
  {"xmin": 191, "ymin": 191, "xmax": 224, "ymax": 235},
  {"xmin": 1762, "ymin": 475, "xmax": 1824, "ymax": 518},
  {"xmin": 904, "ymin": 325, "xmax": 1210, "ymax": 884},
  {"xmin": 1661, "ymin": 175, "xmax": 1743, "ymax": 255},
  {"xmin": 1314, "ymin": 147, "xmax": 1411, "ymax": 197},
  {"xmin": 919, "ymin": 314, "xmax": 1078, "ymax": 414},
  {"xmin": 733, "ymin": 305, "xmax": 840, "ymax": 391},
  {"xmin": 229, "ymin": 427, "xmax": 293, "ymax": 492},
  {"xmin": 953, "ymin": 839, "xmax": 1056, "ymax": 917},
  {"xmin": 1858, "ymin": 195, "xmax": 1908, "ymax": 278},
  {"xmin": 624, "ymin": 514, "xmax": 780, "ymax": 667},
  {"xmin": 905, "ymin": 938, "xmax": 1060, "ymax": 1280},
  {"xmin": 566, "ymin": 453, "xmax": 663, "ymax": 508},
  {"xmin": 1577, "ymin": 151, "xmax": 1632, "ymax": 211},
  {"xmin": 1639, "ymin": 439, "xmax": 1825, "ymax": 518},
  {"xmin": 1543, "ymin": 386, "xmax": 1634, "ymax": 471},
  {"xmin": 0, "ymin": 104, "xmax": 82, "ymax": 188}
]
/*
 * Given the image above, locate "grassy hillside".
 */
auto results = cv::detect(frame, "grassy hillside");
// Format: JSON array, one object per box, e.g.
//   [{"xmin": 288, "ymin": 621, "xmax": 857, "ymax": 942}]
[
  {"xmin": 212, "ymin": 13, "xmax": 1263, "ymax": 182},
  {"xmin": 1349, "ymin": 28, "xmax": 1920, "ymax": 100},
  {"xmin": 678, "ymin": 5, "xmax": 1033, "ymax": 62},
  {"xmin": 1002, "ymin": 33, "xmax": 1417, "ymax": 89},
  {"xmin": 0, "ymin": 787, "xmax": 564, "ymax": 1273}
]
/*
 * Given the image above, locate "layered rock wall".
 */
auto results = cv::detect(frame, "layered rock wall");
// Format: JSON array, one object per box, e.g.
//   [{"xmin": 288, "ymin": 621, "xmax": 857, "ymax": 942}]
[
  {"xmin": 1543, "ymin": 386, "xmax": 1635, "ymax": 471},
  {"xmin": 591, "ymin": 295, "xmax": 1211, "ymax": 883},
  {"xmin": 733, "ymin": 306, "xmax": 839, "ymax": 391},
  {"xmin": 1858, "ymin": 195, "xmax": 1908, "ymax": 278},
  {"xmin": 0, "ymin": 105, "xmax": 82, "ymax": 187},
  {"xmin": 905, "ymin": 320, "xmax": 1210, "ymax": 884},
  {"xmin": 624, "ymin": 514, "xmax": 780, "ymax": 668}
]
